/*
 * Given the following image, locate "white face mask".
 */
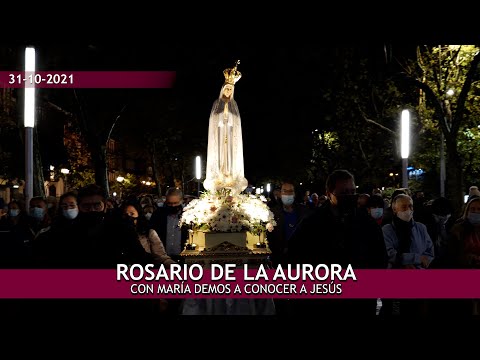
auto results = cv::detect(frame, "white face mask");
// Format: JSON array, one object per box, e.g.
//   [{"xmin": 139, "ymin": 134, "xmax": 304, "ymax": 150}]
[
  {"xmin": 281, "ymin": 195, "xmax": 295, "ymax": 206},
  {"xmin": 30, "ymin": 207, "xmax": 45, "ymax": 221},
  {"xmin": 145, "ymin": 212, "xmax": 152, "ymax": 220},
  {"xmin": 9, "ymin": 209, "xmax": 20, "ymax": 217},
  {"xmin": 397, "ymin": 210, "xmax": 413, "ymax": 222},
  {"xmin": 63, "ymin": 208, "xmax": 79, "ymax": 220},
  {"xmin": 370, "ymin": 208, "xmax": 384, "ymax": 220}
]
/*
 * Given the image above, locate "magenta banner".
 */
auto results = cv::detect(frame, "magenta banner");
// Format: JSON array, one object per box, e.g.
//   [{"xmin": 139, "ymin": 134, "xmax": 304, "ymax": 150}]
[
  {"xmin": 0, "ymin": 71, "xmax": 176, "ymax": 88},
  {"xmin": 0, "ymin": 268, "xmax": 479, "ymax": 299}
]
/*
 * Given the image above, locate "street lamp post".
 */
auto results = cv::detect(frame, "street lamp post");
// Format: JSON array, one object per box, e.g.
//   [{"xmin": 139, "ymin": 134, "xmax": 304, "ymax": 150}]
[
  {"xmin": 195, "ymin": 156, "xmax": 201, "ymax": 196},
  {"xmin": 401, "ymin": 110, "xmax": 410, "ymax": 188},
  {"xmin": 439, "ymin": 90, "xmax": 454, "ymax": 197},
  {"xmin": 24, "ymin": 47, "xmax": 36, "ymax": 207},
  {"xmin": 105, "ymin": 104, "xmax": 128, "ymax": 197},
  {"xmin": 61, "ymin": 168, "xmax": 70, "ymax": 192},
  {"xmin": 116, "ymin": 175, "xmax": 124, "ymax": 199}
]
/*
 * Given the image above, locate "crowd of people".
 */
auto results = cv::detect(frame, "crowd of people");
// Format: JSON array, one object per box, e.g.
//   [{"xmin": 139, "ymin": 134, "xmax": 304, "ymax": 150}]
[
  {"xmin": 1, "ymin": 172, "xmax": 479, "ymax": 316},
  {"xmin": 265, "ymin": 171, "xmax": 480, "ymax": 316},
  {"xmin": 0, "ymin": 185, "xmax": 189, "ymax": 317}
]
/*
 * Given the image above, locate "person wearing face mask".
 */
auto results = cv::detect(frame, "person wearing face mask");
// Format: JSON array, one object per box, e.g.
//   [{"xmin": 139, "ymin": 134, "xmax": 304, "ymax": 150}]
[
  {"xmin": 267, "ymin": 181, "xmax": 309, "ymax": 268},
  {"xmin": 381, "ymin": 194, "xmax": 434, "ymax": 316},
  {"xmin": 0, "ymin": 200, "xmax": 31, "ymax": 267},
  {"xmin": 367, "ymin": 194, "xmax": 386, "ymax": 226},
  {"xmin": 27, "ymin": 197, "xmax": 51, "ymax": 239},
  {"xmin": 122, "ymin": 202, "xmax": 176, "ymax": 267},
  {"xmin": 448, "ymin": 197, "xmax": 480, "ymax": 315},
  {"xmin": 33, "ymin": 192, "xmax": 81, "ymax": 268},
  {"xmin": 58, "ymin": 192, "xmax": 80, "ymax": 222},
  {"xmin": 421, "ymin": 197, "xmax": 457, "ymax": 316},
  {"xmin": 150, "ymin": 187, "xmax": 188, "ymax": 262},
  {"xmin": 449, "ymin": 197, "xmax": 480, "ymax": 269},
  {"xmin": 31, "ymin": 185, "xmax": 155, "ymax": 318},
  {"xmin": 265, "ymin": 180, "xmax": 309, "ymax": 315},
  {"xmin": 0, "ymin": 200, "xmax": 25, "ymax": 227},
  {"xmin": 143, "ymin": 205, "xmax": 155, "ymax": 221},
  {"xmin": 382, "ymin": 194, "xmax": 434, "ymax": 270},
  {"xmin": 288, "ymin": 170, "xmax": 388, "ymax": 317},
  {"xmin": 422, "ymin": 197, "xmax": 454, "ymax": 269}
]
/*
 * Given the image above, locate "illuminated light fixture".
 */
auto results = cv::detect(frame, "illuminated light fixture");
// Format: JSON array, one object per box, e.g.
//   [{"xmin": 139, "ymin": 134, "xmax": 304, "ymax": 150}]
[
  {"xmin": 401, "ymin": 110, "xmax": 410, "ymax": 188},
  {"xmin": 195, "ymin": 156, "xmax": 201, "ymax": 180},
  {"xmin": 401, "ymin": 110, "xmax": 410, "ymax": 159}
]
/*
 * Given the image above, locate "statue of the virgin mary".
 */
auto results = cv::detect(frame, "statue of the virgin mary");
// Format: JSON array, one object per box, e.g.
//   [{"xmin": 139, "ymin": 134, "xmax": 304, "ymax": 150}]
[{"xmin": 203, "ymin": 60, "xmax": 248, "ymax": 195}]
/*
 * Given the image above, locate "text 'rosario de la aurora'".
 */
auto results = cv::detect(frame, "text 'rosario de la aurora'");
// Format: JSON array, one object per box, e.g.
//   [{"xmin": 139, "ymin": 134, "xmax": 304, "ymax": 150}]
[{"xmin": 116, "ymin": 263, "xmax": 357, "ymax": 282}]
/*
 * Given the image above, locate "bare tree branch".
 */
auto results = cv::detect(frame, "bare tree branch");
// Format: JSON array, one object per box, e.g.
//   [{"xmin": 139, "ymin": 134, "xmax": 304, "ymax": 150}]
[
  {"xmin": 358, "ymin": 139, "xmax": 370, "ymax": 168},
  {"xmin": 402, "ymin": 76, "xmax": 450, "ymax": 139},
  {"xmin": 357, "ymin": 103, "xmax": 395, "ymax": 135},
  {"xmin": 44, "ymin": 101, "xmax": 74, "ymax": 117},
  {"xmin": 452, "ymin": 50, "xmax": 480, "ymax": 136}
]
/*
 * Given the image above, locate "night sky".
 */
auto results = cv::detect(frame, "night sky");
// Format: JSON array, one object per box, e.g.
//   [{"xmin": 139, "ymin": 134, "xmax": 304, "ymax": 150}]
[{"xmin": 4, "ymin": 44, "xmax": 416, "ymax": 189}]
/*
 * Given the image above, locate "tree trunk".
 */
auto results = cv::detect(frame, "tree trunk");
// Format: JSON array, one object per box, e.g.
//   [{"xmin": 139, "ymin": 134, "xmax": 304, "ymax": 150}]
[
  {"xmin": 33, "ymin": 128, "xmax": 45, "ymax": 198},
  {"xmin": 152, "ymin": 142, "xmax": 162, "ymax": 197},
  {"xmin": 445, "ymin": 139, "xmax": 464, "ymax": 216},
  {"xmin": 93, "ymin": 139, "xmax": 108, "ymax": 197}
]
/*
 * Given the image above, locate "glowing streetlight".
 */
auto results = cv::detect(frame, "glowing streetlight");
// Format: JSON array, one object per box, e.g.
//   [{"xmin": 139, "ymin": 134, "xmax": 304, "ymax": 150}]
[
  {"xmin": 116, "ymin": 176, "xmax": 124, "ymax": 183},
  {"xmin": 61, "ymin": 168, "xmax": 70, "ymax": 192},
  {"xmin": 447, "ymin": 89, "xmax": 454, "ymax": 96},
  {"xmin": 266, "ymin": 183, "xmax": 271, "ymax": 193},
  {"xmin": 195, "ymin": 156, "xmax": 201, "ymax": 195},
  {"xmin": 24, "ymin": 46, "xmax": 35, "ymax": 206},
  {"xmin": 401, "ymin": 109, "xmax": 410, "ymax": 188}
]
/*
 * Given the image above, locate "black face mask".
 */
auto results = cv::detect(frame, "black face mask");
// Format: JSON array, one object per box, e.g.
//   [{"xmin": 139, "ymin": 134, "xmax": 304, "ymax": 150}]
[
  {"xmin": 79, "ymin": 211, "xmax": 105, "ymax": 226},
  {"xmin": 125, "ymin": 216, "xmax": 138, "ymax": 225},
  {"xmin": 166, "ymin": 205, "xmax": 182, "ymax": 215},
  {"xmin": 336, "ymin": 194, "xmax": 358, "ymax": 217}
]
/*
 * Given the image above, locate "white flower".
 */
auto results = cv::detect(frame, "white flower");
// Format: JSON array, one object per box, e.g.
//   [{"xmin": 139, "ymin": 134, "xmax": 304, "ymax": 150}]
[{"xmin": 179, "ymin": 190, "xmax": 276, "ymax": 233}]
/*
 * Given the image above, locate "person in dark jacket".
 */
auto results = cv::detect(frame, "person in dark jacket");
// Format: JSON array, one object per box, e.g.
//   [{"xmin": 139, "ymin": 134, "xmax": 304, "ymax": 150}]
[
  {"xmin": 149, "ymin": 187, "xmax": 188, "ymax": 262},
  {"xmin": 268, "ymin": 180, "xmax": 309, "ymax": 267},
  {"xmin": 288, "ymin": 169, "xmax": 388, "ymax": 316}
]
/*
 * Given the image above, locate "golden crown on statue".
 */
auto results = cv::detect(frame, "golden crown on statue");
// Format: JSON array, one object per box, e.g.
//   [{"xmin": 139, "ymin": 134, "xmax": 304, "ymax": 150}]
[{"xmin": 223, "ymin": 60, "xmax": 242, "ymax": 85}]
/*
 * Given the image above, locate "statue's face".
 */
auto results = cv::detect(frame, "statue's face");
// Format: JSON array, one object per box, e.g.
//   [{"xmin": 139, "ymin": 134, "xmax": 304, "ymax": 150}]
[{"xmin": 223, "ymin": 85, "xmax": 233, "ymax": 98}]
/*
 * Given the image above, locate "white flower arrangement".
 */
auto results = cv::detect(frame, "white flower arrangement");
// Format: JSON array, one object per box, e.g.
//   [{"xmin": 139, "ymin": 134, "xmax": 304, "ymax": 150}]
[{"xmin": 180, "ymin": 189, "xmax": 276, "ymax": 234}]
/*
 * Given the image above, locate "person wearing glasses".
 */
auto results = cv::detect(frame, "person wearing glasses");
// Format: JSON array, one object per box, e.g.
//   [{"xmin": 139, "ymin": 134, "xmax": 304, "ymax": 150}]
[{"xmin": 58, "ymin": 192, "xmax": 80, "ymax": 222}]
